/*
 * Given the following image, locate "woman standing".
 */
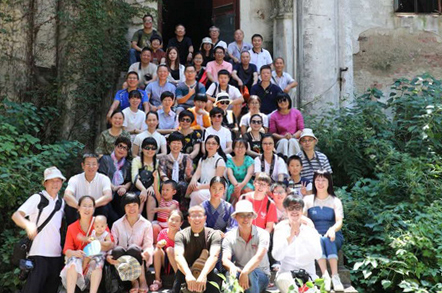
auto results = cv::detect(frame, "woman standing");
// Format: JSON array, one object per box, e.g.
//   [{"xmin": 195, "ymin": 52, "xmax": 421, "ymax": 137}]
[
  {"xmin": 107, "ymin": 193, "xmax": 154, "ymax": 293},
  {"xmin": 304, "ymin": 170, "xmax": 344, "ymax": 292},
  {"xmin": 60, "ymin": 196, "xmax": 113, "ymax": 293},
  {"xmin": 244, "ymin": 114, "xmax": 264, "ymax": 158},
  {"xmin": 226, "ymin": 139, "xmax": 254, "ymax": 204},
  {"xmin": 96, "ymin": 111, "xmax": 131, "ymax": 157},
  {"xmin": 165, "ymin": 47, "xmax": 185, "ymax": 85},
  {"xmin": 269, "ymin": 92, "xmax": 304, "ymax": 159},
  {"xmin": 186, "ymin": 135, "xmax": 226, "ymax": 207},
  {"xmin": 254, "ymin": 134, "xmax": 287, "ymax": 183}
]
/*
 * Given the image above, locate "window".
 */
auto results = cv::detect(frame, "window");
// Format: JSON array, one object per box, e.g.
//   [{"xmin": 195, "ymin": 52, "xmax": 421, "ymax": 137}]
[{"xmin": 395, "ymin": 0, "xmax": 441, "ymax": 13}]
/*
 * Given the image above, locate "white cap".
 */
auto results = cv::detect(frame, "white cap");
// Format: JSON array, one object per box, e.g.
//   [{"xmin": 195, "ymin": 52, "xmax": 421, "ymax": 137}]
[
  {"xmin": 299, "ymin": 128, "xmax": 318, "ymax": 141},
  {"xmin": 42, "ymin": 166, "xmax": 66, "ymax": 185},
  {"xmin": 231, "ymin": 200, "xmax": 257, "ymax": 219}
]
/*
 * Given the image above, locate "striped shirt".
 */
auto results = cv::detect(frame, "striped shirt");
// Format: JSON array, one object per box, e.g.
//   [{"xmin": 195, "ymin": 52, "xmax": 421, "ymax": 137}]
[
  {"xmin": 157, "ymin": 199, "xmax": 179, "ymax": 224},
  {"xmin": 296, "ymin": 151, "xmax": 333, "ymax": 182}
]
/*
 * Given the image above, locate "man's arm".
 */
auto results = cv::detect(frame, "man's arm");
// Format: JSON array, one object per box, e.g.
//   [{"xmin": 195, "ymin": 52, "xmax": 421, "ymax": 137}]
[
  {"xmin": 175, "ymin": 245, "xmax": 198, "ymax": 292},
  {"xmin": 95, "ymin": 189, "xmax": 112, "ymax": 207},
  {"xmin": 64, "ymin": 190, "xmax": 79, "ymax": 209},
  {"xmin": 131, "ymin": 41, "xmax": 142, "ymax": 52},
  {"xmin": 284, "ymin": 80, "xmax": 298, "ymax": 93}
]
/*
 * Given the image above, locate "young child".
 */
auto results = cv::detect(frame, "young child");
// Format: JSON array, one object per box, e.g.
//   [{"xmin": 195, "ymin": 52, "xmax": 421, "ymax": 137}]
[
  {"xmin": 270, "ymin": 182, "xmax": 288, "ymax": 223},
  {"xmin": 150, "ymin": 34, "xmax": 166, "ymax": 65},
  {"xmin": 122, "ymin": 90, "xmax": 147, "ymax": 142},
  {"xmin": 287, "ymin": 155, "xmax": 312, "ymax": 197},
  {"xmin": 82, "ymin": 215, "xmax": 113, "ymax": 271},
  {"xmin": 151, "ymin": 173, "xmax": 179, "ymax": 240}
]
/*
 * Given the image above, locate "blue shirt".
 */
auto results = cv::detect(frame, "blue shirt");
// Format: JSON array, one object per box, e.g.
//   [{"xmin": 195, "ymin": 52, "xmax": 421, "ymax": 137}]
[
  {"xmin": 175, "ymin": 81, "xmax": 206, "ymax": 109},
  {"xmin": 250, "ymin": 82, "xmax": 283, "ymax": 114},
  {"xmin": 157, "ymin": 108, "xmax": 177, "ymax": 130},
  {"xmin": 114, "ymin": 89, "xmax": 148, "ymax": 110},
  {"xmin": 146, "ymin": 81, "xmax": 176, "ymax": 107}
]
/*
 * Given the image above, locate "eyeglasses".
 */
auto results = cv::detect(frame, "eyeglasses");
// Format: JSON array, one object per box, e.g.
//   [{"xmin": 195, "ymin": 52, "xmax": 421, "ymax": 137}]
[
  {"xmin": 255, "ymin": 182, "xmax": 269, "ymax": 187},
  {"xmin": 237, "ymin": 213, "xmax": 255, "ymax": 219},
  {"xmin": 180, "ymin": 118, "xmax": 192, "ymax": 123},
  {"xmin": 143, "ymin": 146, "xmax": 157, "ymax": 151},
  {"xmin": 286, "ymin": 205, "xmax": 303, "ymax": 212},
  {"xmin": 250, "ymin": 120, "xmax": 262, "ymax": 125},
  {"xmin": 117, "ymin": 144, "xmax": 129, "ymax": 151},
  {"xmin": 212, "ymin": 114, "xmax": 223, "ymax": 118},
  {"xmin": 218, "ymin": 101, "xmax": 230, "ymax": 105},
  {"xmin": 189, "ymin": 214, "xmax": 205, "ymax": 219},
  {"xmin": 277, "ymin": 98, "xmax": 289, "ymax": 103}
]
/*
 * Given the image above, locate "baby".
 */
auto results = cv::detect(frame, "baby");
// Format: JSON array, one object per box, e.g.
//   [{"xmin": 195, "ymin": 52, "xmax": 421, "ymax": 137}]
[{"xmin": 82, "ymin": 215, "xmax": 112, "ymax": 271}]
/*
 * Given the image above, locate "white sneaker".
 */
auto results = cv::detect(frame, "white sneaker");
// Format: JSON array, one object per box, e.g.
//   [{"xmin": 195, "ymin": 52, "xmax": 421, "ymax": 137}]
[
  {"xmin": 322, "ymin": 271, "xmax": 331, "ymax": 292},
  {"xmin": 332, "ymin": 274, "xmax": 344, "ymax": 292}
]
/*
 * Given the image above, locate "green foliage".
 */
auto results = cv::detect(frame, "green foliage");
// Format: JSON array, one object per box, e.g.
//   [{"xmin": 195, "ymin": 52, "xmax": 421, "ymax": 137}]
[
  {"xmin": 0, "ymin": 99, "xmax": 83, "ymax": 292},
  {"xmin": 210, "ymin": 273, "xmax": 244, "ymax": 293},
  {"xmin": 310, "ymin": 74, "xmax": 442, "ymax": 292}
]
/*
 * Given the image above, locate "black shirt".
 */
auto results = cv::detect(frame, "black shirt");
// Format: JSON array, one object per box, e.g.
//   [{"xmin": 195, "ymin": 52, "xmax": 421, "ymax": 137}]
[{"xmin": 167, "ymin": 37, "xmax": 193, "ymax": 65}]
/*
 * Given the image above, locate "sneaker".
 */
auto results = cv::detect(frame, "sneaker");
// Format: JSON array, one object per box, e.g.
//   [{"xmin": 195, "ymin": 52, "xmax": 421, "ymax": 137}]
[
  {"xmin": 332, "ymin": 274, "xmax": 344, "ymax": 292},
  {"xmin": 322, "ymin": 271, "xmax": 331, "ymax": 292}
]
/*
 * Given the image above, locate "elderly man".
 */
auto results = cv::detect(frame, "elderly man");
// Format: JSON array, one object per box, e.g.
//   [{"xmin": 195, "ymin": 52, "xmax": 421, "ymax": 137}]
[
  {"xmin": 206, "ymin": 46, "xmax": 233, "ymax": 83},
  {"xmin": 63, "ymin": 153, "xmax": 112, "ymax": 225},
  {"xmin": 209, "ymin": 26, "xmax": 227, "ymax": 49},
  {"xmin": 272, "ymin": 57, "xmax": 298, "ymax": 94},
  {"xmin": 129, "ymin": 14, "xmax": 161, "ymax": 65},
  {"xmin": 231, "ymin": 50, "xmax": 258, "ymax": 91},
  {"xmin": 126, "ymin": 47, "xmax": 158, "ymax": 89},
  {"xmin": 222, "ymin": 200, "xmax": 271, "ymax": 293},
  {"xmin": 227, "ymin": 29, "xmax": 252, "ymax": 64},
  {"xmin": 12, "ymin": 167, "xmax": 66, "ymax": 293},
  {"xmin": 173, "ymin": 205, "xmax": 222, "ymax": 293},
  {"xmin": 167, "ymin": 24, "xmax": 194, "ymax": 65},
  {"xmin": 272, "ymin": 195, "xmax": 322, "ymax": 293}
]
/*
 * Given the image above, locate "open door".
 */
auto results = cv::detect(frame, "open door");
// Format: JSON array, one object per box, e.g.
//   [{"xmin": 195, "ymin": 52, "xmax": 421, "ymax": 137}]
[{"xmin": 212, "ymin": 0, "xmax": 239, "ymax": 44}]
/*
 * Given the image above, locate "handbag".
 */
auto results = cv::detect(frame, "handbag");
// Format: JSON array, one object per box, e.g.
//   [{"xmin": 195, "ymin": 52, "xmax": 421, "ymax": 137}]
[
  {"xmin": 291, "ymin": 269, "xmax": 311, "ymax": 284},
  {"xmin": 138, "ymin": 169, "xmax": 154, "ymax": 189}
]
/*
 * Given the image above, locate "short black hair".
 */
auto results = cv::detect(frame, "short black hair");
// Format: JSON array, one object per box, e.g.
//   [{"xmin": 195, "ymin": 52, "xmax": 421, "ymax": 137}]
[
  {"xmin": 160, "ymin": 91, "xmax": 175, "ymax": 101},
  {"xmin": 260, "ymin": 64, "xmax": 272, "ymax": 73},
  {"xmin": 150, "ymin": 34, "xmax": 163, "ymax": 44},
  {"xmin": 214, "ymin": 46, "xmax": 225, "ymax": 54},
  {"xmin": 143, "ymin": 14, "xmax": 153, "ymax": 21},
  {"xmin": 276, "ymin": 92, "xmax": 292, "ymax": 110},
  {"xmin": 210, "ymin": 107, "xmax": 224, "ymax": 117},
  {"xmin": 162, "ymin": 179, "xmax": 178, "ymax": 191},
  {"xmin": 122, "ymin": 193, "xmax": 140, "ymax": 209},
  {"xmin": 179, "ymin": 110, "xmax": 195, "ymax": 122},
  {"xmin": 185, "ymin": 64, "xmax": 196, "ymax": 71},
  {"xmin": 127, "ymin": 71, "xmax": 139, "ymax": 80},
  {"xmin": 218, "ymin": 69, "xmax": 231, "ymax": 78},
  {"xmin": 210, "ymin": 176, "xmax": 227, "ymax": 188},
  {"xmin": 168, "ymin": 131, "xmax": 185, "ymax": 145},
  {"xmin": 194, "ymin": 93, "xmax": 208, "ymax": 102},
  {"xmin": 251, "ymin": 33, "xmax": 263, "ymax": 41},
  {"xmin": 141, "ymin": 47, "xmax": 152, "ymax": 54},
  {"xmin": 114, "ymin": 136, "xmax": 132, "ymax": 151},
  {"xmin": 129, "ymin": 90, "xmax": 141, "ymax": 99},
  {"xmin": 287, "ymin": 155, "xmax": 303, "ymax": 167}
]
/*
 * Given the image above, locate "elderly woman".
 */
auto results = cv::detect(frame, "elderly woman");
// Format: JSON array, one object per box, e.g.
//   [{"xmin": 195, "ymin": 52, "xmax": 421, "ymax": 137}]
[
  {"xmin": 96, "ymin": 110, "xmax": 131, "ymax": 157},
  {"xmin": 60, "ymin": 196, "xmax": 113, "ymax": 293},
  {"xmin": 269, "ymin": 92, "xmax": 304, "ymax": 159},
  {"xmin": 226, "ymin": 138, "xmax": 254, "ymax": 204},
  {"xmin": 107, "ymin": 193, "xmax": 154, "ymax": 293},
  {"xmin": 12, "ymin": 167, "xmax": 66, "ymax": 293},
  {"xmin": 304, "ymin": 170, "xmax": 344, "ymax": 292},
  {"xmin": 272, "ymin": 195, "xmax": 322, "ymax": 293},
  {"xmin": 98, "ymin": 136, "xmax": 132, "ymax": 223}
]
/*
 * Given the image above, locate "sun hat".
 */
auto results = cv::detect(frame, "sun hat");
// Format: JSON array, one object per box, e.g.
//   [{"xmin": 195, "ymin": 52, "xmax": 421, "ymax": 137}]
[
  {"xmin": 231, "ymin": 200, "xmax": 258, "ymax": 219},
  {"xmin": 116, "ymin": 255, "xmax": 142, "ymax": 281},
  {"xmin": 42, "ymin": 166, "xmax": 66, "ymax": 185},
  {"xmin": 299, "ymin": 128, "xmax": 318, "ymax": 141},
  {"xmin": 201, "ymin": 37, "xmax": 212, "ymax": 45},
  {"xmin": 215, "ymin": 92, "xmax": 231, "ymax": 105}
]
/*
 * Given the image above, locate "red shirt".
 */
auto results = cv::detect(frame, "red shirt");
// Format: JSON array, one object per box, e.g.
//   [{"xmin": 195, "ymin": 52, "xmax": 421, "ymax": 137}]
[
  {"xmin": 157, "ymin": 228, "xmax": 176, "ymax": 250},
  {"xmin": 63, "ymin": 219, "xmax": 113, "ymax": 254},
  {"xmin": 243, "ymin": 194, "xmax": 277, "ymax": 229}
]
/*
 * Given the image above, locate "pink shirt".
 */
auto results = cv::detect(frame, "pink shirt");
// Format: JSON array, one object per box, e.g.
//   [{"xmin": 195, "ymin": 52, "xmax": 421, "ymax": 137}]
[
  {"xmin": 269, "ymin": 108, "xmax": 304, "ymax": 135},
  {"xmin": 206, "ymin": 60, "xmax": 233, "ymax": 82},
  {"xmin": 111, "ymin": 215, "xmax": 154, "ymax": 265}
]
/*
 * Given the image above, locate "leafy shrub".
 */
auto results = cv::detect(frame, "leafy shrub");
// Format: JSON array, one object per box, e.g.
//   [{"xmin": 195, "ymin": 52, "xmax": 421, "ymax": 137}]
[
  {"xmin": 309, "ymin": 74, "xmax": 442, "ymax": 292},
  {"xmin": 0, "ymin": 99, "xmax": 83, "ymax": 291}
]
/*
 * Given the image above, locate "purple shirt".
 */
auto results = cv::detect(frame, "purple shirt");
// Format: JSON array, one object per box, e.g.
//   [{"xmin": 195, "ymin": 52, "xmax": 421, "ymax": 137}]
[{"xmin": 269, "ymin": 108, "xmax": 304, "ymax": 135}]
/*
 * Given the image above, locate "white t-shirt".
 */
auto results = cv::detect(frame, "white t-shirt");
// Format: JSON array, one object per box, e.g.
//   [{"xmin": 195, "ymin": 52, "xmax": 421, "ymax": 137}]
[
  {"xmin": 239, "ymin": 113, "xmax": 269, "ymax": 128},
  {"xmin": 133, "ymin": 130, "xmax": 167, "ymax": 156},
  {"xmin": 204, "ymin": 126, "xmax": 232, "ymax": 152},
  {"xmin": 254, "ymin": 154, "xmax": 288, "ymax": 182},
  {"xmin": 66, "ymin": 172, "xmax": 112, "ymax": 201},
  {"xmin": 122, "ymin": 108, "xmax": 147, "ymax": 141},
  {"xmin": 249, "ymin": 48, "xmax": 273, "ymax": 72},
  {"xmin": 199, "ymin": 153, "xmax": 226, "ymax": 184},
  {"xmin": 206, "ymin": 83, "xmax": 242, "ymax": 102},
  {"xmin": 18, "ymin": 191, "xmax": 65, "ymax": 257}
]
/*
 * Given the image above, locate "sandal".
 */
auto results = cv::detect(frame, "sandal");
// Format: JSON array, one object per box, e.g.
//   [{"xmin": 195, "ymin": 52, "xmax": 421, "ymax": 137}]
[
  {"xmin": 149, "ymin": 279, "xmax": 162, "ymax": 291},
  {"xmin": 129, "ymin": 289, "xmax": 139, "ymax": 293}
]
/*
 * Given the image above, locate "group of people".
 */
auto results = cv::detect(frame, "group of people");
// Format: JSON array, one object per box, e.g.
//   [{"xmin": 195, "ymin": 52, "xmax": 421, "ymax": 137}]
[{"xmin": 12, "ymin": 13, "xmax": 346, "ymax": 293}]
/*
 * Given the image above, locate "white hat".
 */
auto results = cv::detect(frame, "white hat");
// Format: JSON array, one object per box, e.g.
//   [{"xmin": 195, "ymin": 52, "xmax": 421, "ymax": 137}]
[
  {"xmin": 202, "ymin": 37, "xmax": 212, "ymax": 45},
  {"xmin": 299, "ymin": 128, "xmax": 318, "ymax": 141},
  {"xmin": 42, "ymin": 166, "xmax": 66, "ymax": 185},
  {"xmin": 116, "ymin": 255, "xmax": 141, "ymax": 281},
  {"xmin": 215, "ymin": 92, "xmax": 231, "ymax": 105},
  {"xmin": 231, "ymin": 200, "xmax": 257, "ymax": 219}
]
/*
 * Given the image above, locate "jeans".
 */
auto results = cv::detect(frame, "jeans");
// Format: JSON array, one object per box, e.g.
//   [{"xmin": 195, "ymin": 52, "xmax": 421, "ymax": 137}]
[
  {"xmin": 129, "ymin": 48, "xmax": 140, "ymax": 65},
  {"xmin": 246, "ymin": 268, "xmax": 269, "ymax": 293},
  {"xmin": 320, "ymin": 233, "xmax": 344, "ymax": 259}
]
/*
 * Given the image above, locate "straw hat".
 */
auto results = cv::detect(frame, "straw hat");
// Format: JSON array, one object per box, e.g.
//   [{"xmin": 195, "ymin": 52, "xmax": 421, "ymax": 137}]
[{"xmin": 116, "ymin": 255, "xmax": 141, "ymax": 281}]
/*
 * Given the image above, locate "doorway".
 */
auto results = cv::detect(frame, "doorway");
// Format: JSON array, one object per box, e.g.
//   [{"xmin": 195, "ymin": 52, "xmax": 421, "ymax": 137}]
[{"xmin": 160, "ymin": 0, "xmax": 213, "ymax": 51}]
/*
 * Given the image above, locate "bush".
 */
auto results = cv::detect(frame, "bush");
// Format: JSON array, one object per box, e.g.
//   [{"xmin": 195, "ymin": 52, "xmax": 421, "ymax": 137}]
[
  {"xmin": 310, "ymin": 74, "xmax": 442, "ymax": 292},
  {"xmin": 0, "ymin": 99, "xmax": 83, "ymax": 291}
]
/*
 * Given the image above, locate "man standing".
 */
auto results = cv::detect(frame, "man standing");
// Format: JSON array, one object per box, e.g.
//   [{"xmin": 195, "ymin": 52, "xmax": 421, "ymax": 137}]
[
  {"xmin": 127, "ymin": 48, "xmax": 158, "ymax": 89},
  {"xmin": 209, "ymin": 26, "xmax": 227, "ymax": 49},
  {"xmin": 248, "ymin": 34, "xmax": 273, "ymax": 72},
  {"xmin": 231, "ymin": 51, "xmax": 258, "ymax": 91},
  {"xmin": 129, "ymin": 14, "xmax": 161, "ymax": 65},
  {"xmin": 250, "ymin": 65, "xmax": 283, "ymax": 114},
  {"xmin": 173, "ymin": 205, "xmax": 222, "ymax": 293},
  {"xmin": 176, "ymin": 64, "xmax": 206, "ymax": 113},
  {"xmin": 272, "ymin": 57, "xmax": 298, "ymax": 94},
  {"xmin": 206, "ymin": 46, "xmax": 233, "ymax": 83},
  {"xmin": 167, "ymin": 24, "xmax": 194, "ymax": 65},
  {"xmin": 227, "ymin": 29, "xmax": 252, "ymax": 64},
  {"xmin": 63, "ymin": 154, "xmax": 112, "ymax": 225},
  {"xmin": 222, "ymin": 200, "xmax": 271, "ymax": 293}
]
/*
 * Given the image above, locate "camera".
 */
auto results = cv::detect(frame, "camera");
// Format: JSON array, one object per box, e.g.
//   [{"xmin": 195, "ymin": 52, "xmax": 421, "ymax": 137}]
[
  {"xmin": 291, "ymin": 269, "xmax": 310, "ymax": 284},
  {"xmin": 144, "ymin": 73, "xmax": 152, "ymax": 81},
  {"xmin": 19, "ymin": 259, "xmax": 34, "ymax": 280}
]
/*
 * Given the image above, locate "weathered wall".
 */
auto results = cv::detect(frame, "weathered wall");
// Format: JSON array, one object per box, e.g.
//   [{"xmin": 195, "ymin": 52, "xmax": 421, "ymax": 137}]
[
  {"xmin": 351, "ymin": 0, "xmax": 442, "ymax": 96},
  {"xmin": 125, "ymin": 0, "xmax": 158, "ymax": 44}
]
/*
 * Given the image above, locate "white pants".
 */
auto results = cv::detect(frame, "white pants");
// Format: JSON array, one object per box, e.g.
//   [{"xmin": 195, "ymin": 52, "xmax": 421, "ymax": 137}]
[{"xmin": 276, "ymin": 138, "xmax": 301, "ymax": 157}]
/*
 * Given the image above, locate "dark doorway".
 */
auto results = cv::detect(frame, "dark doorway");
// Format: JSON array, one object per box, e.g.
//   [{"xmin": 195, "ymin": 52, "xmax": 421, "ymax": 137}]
[
  {"xmin": 212, "ymin": 0, "xmax": 239, "ymax": 44},
  {"xmin": 395, "ymin": 0, "xmax": 441, "ymax": 13},
  {"xmin": 160, "ymin": 0, "xmax": 213, "ymax": 52}
]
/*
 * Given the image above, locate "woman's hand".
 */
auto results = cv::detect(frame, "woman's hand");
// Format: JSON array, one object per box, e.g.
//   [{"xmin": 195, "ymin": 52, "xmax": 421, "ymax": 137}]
[
  {"xmin": 139, "ymin": 189, "xmax": 148, "ymax": 203},
  {"xmin": 285, "ymin": 133, "xmax": 292, "ymax": 140},
  {"xmin": 325, "ymin": 227, "xmax": 336, "ymax": 241},
  {"xmin": 141, "ymin": 250, "xmax": 151, "ymax": 262},
  {"xmin": 117, "ymin": 187, "xmax": 126, "ymax": 196},
  {"xmin": 146, "ymin": 186, "xmax": 155, "ymax": 197},
  {"xmin": 106, "ymin": 255, "xmax": 119, "ymax": 266},
  {"xmin": 157, "ymin": 239, "xmax": 167, "ymax": 248}
]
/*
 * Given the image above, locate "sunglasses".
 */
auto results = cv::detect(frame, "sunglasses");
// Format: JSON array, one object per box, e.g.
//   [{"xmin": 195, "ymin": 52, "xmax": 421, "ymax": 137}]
[
  {"xmin": 277, "ymin": 98, "xmax": 289, "ymax": 103},
  {"xmin": 180, "ymin": 118, "xmax": 192, "ymax": 123},
  {"xmin": 116, "ymin": 144, "xmax": 129, "ymax": 151},
  {"xmin": 143, "ymin": 146, "xmax": 157, "ymax": 151},
  {"xmin": 212, "ymin": 114, "xmax": 223, "ymax": 118},
  {"xmin": 218, "ymin": 101, "xmax": 230, "ymax": 105},
  {"xmin": 250, "ymin": 120, "xmax": 262, "ymax": 125}
]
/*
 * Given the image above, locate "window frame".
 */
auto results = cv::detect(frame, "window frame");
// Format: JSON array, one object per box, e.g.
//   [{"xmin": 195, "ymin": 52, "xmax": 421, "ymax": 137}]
[{"xmin": 394, "ymin": 0, "xmax": 442, "ymax": 14}]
